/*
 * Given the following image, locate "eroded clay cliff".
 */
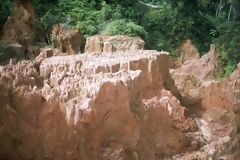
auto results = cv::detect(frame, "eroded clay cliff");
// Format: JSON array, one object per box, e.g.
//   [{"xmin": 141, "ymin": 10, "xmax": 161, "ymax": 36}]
[
  {"xmin": 0, "ymin": 36, "xmax": 239, "ymax": 159},
  {"xmin": 171, "ymin": 44, "xmax": 240, "ymax": 159},
  {"xmin": 85, "ymin": 35, "xmax": 145, "ymax": 53},
  {"xmin": 0, "ymin": 0, "xmax": 45, "ymax": 45},
  {"xmin": 0, "ymin": 50, "xmax": 199, "ymax": 160},
  {"xmin": 0, "ymin": 0, "xmax": 46, "ymax": 62},
  {"xmin": 52, "ymin": 24, "xmax": 83, "ymax": 55}
]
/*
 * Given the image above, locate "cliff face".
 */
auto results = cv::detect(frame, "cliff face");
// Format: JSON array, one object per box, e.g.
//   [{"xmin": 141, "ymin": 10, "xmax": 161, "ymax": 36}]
[
  {"xmin": 0, "ymin": 0, "xmax": 46, "ymax": 62},
  {"xmin": 0, "ymin": 50, "xmax": 197, "ymax": 160},
  {"xmin": 0, "ymin": 0, "xmax": 45, "ymax": 45},
  {"xmin": 51, "ymin": 24, "xmax": 83, "ymax": 55},
  {"xmin": 0, "ymin": 34, "xmax": 240, "ymax": 159},
  {"xmin": 171, "ymin": 45, "xmax": 240, "ymax": 159},
  {"xmin": 85, "ymin": 35, "xmax": 145, "ymax": 53}
]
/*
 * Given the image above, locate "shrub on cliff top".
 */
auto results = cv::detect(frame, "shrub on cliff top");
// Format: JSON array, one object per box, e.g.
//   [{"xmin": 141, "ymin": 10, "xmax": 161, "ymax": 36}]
[{"xmin": 102, "ymin": 19, "xmax": 148, "ymax": 40}]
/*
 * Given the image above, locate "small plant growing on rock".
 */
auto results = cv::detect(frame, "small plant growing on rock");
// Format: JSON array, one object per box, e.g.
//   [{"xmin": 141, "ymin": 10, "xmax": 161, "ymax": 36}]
[{"xmin": 50, "ymin": 35, "xmax": 57, "ymax": 48}]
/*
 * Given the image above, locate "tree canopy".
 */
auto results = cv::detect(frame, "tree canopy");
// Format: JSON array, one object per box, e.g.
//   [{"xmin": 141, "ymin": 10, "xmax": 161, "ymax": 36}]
[{"xmin": 1, "ymin": 0, "xmax": 240, "ymax": 77}]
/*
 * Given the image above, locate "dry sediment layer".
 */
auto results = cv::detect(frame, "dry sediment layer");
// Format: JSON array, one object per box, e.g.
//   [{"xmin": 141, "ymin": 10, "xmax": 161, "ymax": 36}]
[
  {"xmin": 0, "ymin": 50, "xmax": 195, "ymax": 160},
  {"xmin": 171, "ymin": 45, "xmax": 240, "ymax": 159}
]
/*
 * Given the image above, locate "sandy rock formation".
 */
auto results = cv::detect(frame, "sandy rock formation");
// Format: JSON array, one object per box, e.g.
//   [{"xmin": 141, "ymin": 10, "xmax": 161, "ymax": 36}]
[
  {"xmin": 170, "ymin": 39, "xmax": 199, "ymax": 69},
  {"xmin": 0, "ymin": 0, "xmax": 46, "ymax": 61},
  {"xmin": 171, "ymin": 44, "xmax": 217, "ymax": 104},
  {"xmin": 170, "ymin": 43, "xmax": 240, "ymax": 159},
  {"xmin": 0, "ymin": 50, "xmax": 197, "ymax": 160},
  {"xmin": 0, "ymin": 0, "xmax": 45, "ymax": 47},
  {"xmin": 177, "ymin": 39, "xmax": 200, "ymax": 66},
  {"xmin": 34, "ymin": 46, "xmax": 67, "ymax": 66},
  {"xmin": 178, "ymin": 64, "xmax": 240, "ymax": 159},
  {"xmin": 1, "ymin": 40, "xmax": 239, "ymax": 159},
  {"xmin": 85, "ymin": 35, "xmax": 145, "ymax": 53},
  {"xmin": 52, "ymin": 24, "xmax": 83, "ymax": 55}
]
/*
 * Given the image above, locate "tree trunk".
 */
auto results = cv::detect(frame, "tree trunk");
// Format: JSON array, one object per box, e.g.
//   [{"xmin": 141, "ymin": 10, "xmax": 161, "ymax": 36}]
[{"xmin": 228, "ymin": 2, "xmax": 232, "ymax": 20}]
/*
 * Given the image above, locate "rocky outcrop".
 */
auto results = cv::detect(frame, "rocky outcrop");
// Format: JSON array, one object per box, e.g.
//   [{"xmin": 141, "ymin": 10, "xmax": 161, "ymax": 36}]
[
  {"xmin": 171, "ymin": 45, "xmax": 217, "ymax": 104},
  {"xmin": 0, "ymin": 42, "xmax": 25, "ymax": 64},
  {"xmin": 34, "ymin": 46, "xmax": 66, "ymax": 66},
  {"xmin": 0, "ymin": 0, "xmax": 46, "ymax": 61},
  {"xmin": 170, "ymin": 40, "xmax": 199, "ymax": 69},
  {"xmin": 0, "ymin": 50, "xmax": 197, "ymax": 160},
  {"xmin": 0, "ymin": 40, "xmax": 239, "ymax": 159},
  {"xmin": 85, "ymin": 35, "xmax": 145, "ymax": 53},
  {"xmin": 52, "ymin": 24, "xmax": 83, "ymax": 55},
  {"xmin": 170, "ymin": 44, "xmax": 240, "ymax": 159},
  {"xmin": 0, "ymin": 0, "xmax": 45, "ymax": 46},
  {"xmin": 178, "ymin": 64, "xmax": 240, "ymax": 159},
  {"xmin": 177, "ymin": 39, "xmax": 200, "ymax": 67}
]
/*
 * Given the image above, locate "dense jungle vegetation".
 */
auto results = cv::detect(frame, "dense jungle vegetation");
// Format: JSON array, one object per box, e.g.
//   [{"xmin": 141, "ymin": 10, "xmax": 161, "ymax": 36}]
[{"xmin": 0, "ymin": 0, "xmax": 240, "ymax": 77}]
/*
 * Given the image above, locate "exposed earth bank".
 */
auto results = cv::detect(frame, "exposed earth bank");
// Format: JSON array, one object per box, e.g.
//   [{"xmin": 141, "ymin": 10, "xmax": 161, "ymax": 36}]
[
  {"xmin": 0, "ymin": 3, "xmax": 239, "ymax": 158},
  {"xmin": 0, "ymin": 38, "xmax": 239, "ymax": 159}
]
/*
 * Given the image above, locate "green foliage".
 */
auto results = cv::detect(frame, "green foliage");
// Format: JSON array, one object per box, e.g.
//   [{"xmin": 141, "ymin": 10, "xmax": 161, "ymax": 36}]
[
  {"xmin": 36, "ymin": 0, "xmax": 122, "ymax": 35},
  {"xmin": 142, "ymin": 1, "xmax": 195, "ymax": 51},
  {"xmin": 0, "ymin": 0, "xmax": 240, "ymax": 78},
  {"xmin": 102, "ymin": 19, "xmax": 148, "ymax": 40},
  {"xmin": 215, "ymin": 22, "xmax": 240, "ymax": 77},
  {"xmin": 50, "ymin": 35, "xmax": 57, "ymax": 48},
  {"xmin": 0, "ymin": 0, "xmax": 14, "ymax": 30}
]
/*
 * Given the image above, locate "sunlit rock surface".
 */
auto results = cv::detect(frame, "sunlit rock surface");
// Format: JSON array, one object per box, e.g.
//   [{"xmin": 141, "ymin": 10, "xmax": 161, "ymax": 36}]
[
  {"xmin": 0, "ymin": 50, "xmax": 196, "ymax": 160},
  {"xmin": 85, "ymin": 35, "xmax": 145, "ymax": 53},
  {"xmin": 171, "ymin": 45, "xmax": 217, "ymax": 104},
  {"xmin": 0, "ymin": 48, "xmax": 239, "ymax": 159},
  {"xmin": 170, "ymin": 45, "xmax": 240, "ymax": 159},
  {"xmin": 0, "ymin": 0, "xmax": 45, "ymax": 58},
  {"xmin": 52, "ymin": 24, "xmax": 83, "ymax": 55}
]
